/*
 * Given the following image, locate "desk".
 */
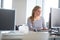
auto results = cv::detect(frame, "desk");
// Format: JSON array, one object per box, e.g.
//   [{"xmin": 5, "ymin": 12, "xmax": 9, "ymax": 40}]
[
  {"xmin": 23, "ymin": 32, "xmax": 49, "ymax": 40},
  {"xmin": 1, "ymin": 31, "xmax": 49, "ymax": 40},
  {"xmin": 49, "ymin": 35, "xmax": 60, "ymax": 40}
]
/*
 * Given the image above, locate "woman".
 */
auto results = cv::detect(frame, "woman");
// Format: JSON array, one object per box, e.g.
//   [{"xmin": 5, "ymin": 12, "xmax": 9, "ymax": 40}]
[{"xmin": 27, "ymin": 6, "xmax": 48, "ymax": 31}]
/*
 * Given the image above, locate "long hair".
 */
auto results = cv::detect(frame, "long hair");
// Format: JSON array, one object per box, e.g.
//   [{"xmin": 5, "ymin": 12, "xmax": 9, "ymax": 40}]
[{"xmin": 29, "ymin": 6, "xmax": 41, "ymax": 24}]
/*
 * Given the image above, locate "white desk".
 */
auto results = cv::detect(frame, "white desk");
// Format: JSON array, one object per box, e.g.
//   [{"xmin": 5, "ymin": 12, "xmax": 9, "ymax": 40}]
[
  {"xmin": 23, "ymin": 32, "xmax": 49, "ymax": 40},
  {"xmin": 49, "ymin": 35, "xmax": 60, "ymax": 40},
  {"xmin": 1, "ymin": 31, "xmax": 49, "ymax": 40}
]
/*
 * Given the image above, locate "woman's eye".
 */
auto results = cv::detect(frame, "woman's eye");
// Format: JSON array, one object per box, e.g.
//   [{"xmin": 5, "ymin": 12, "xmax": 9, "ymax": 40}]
[{"xmin": 38, "ymin": 11, "xmax": 40, "ymax": 12}]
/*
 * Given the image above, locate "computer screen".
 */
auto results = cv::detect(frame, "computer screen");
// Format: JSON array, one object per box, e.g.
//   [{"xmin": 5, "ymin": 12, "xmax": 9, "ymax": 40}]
[
  {"xmin": 0, "ymin": 9, "xmax": 15, "ymax": 30},
  {"xmin": 50, "ymin": 8, "xmax": 60, "ymax": 28},
  {"xmin": 49, "ymin": 13, "xmax": 51, "ymax": 29}
]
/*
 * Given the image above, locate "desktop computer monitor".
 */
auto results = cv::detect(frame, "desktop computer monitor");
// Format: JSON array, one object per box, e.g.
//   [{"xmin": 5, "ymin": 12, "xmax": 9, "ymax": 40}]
[
  {"xmin": 0, "ymin": 9, "xmax": 15, "ymax": 31},
  {"xmin": 49, "ymin": 13, "xmax": 51, "ymax": 29},
  {"xmin": 50, "ymin": 8, "xmax": 60, "ymax": 28}
]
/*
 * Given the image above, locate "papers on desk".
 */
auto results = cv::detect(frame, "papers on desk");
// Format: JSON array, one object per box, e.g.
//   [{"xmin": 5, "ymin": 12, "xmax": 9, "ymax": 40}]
[{"xmin": 18, "ymin": 24, "xmax": 29, "ymax": 34}]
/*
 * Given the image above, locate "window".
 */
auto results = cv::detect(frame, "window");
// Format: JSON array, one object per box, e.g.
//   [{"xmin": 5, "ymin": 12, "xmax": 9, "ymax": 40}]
[
  {"xmin": 3, "ymin": 0, "xmax": 12, "ymax": 9},
  {"xmin": 42, "ymin": 0, "xmax": 58, "ymax": 26},
  {"xmin": 0, "ymin": 0, "xmax": 1, "ymax": 8}
]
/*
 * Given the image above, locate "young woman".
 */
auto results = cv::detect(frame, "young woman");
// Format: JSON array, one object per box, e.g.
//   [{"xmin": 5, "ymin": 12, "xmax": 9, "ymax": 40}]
[{"xmin": 27, "ymin": 6, "xmax": 48, "ymax": 31}]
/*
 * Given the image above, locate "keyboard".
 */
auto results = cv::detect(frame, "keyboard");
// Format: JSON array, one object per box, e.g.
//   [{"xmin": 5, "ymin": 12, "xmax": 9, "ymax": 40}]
[{"xmin": 2, "ymin": 31, "xmax": 25, "ymax": 36}]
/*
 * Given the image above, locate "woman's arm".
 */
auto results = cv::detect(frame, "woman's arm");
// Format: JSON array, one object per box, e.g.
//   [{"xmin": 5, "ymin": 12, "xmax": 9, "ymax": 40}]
[{"xmin": 27, "ymin": 18, "xmax": 34, "ymax": 31}]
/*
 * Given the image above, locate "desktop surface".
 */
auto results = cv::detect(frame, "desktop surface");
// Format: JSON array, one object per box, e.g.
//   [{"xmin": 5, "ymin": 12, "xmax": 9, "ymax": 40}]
[{"xmin": 2, "ymin": 31, "xmax": 49, "ymax": 40}]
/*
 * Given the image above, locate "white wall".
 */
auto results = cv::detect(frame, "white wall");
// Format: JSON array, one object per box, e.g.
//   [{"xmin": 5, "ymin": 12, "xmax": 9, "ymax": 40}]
[{"xmin": 12, "ymin": 0, "xmax": 26, "ymax": 25}]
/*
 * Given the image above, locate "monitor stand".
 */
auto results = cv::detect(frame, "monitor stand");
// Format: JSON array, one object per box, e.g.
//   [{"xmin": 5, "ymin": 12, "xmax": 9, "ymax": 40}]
[{"xmin": 0, "ymin": 31, "xmax": 2, "ymax": 40}]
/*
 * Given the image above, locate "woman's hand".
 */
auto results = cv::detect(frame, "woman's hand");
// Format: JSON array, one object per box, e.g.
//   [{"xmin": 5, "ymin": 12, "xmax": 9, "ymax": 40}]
[
  {"xmin": 30, "ymin": 28, "xmax": 34, "ymax": 31},
  {"xmin": 37, "ymin": 28, "xmax": 41, "ymax": 30},
  {"xmin": 43, "ymin": 27, "xmax": 48, "ymax": 30}
]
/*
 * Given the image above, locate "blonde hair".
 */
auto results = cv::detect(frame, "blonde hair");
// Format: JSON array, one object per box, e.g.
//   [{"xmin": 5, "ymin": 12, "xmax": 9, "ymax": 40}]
[{"xmin": 29, "ymin": 6, "xmax": 41, "ymax": 24}]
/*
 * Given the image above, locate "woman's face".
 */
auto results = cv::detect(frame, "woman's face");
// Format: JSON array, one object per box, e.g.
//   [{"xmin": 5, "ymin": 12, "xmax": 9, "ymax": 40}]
[{"xmin": 34, "ymin": 8, "xmax": 41, "ymax": 17}]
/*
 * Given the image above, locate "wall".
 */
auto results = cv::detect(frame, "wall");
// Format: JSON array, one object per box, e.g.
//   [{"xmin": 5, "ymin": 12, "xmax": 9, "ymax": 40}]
[{"xmin": 12, "ymin": 0, "xmax": 26, "ymax": 25}]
